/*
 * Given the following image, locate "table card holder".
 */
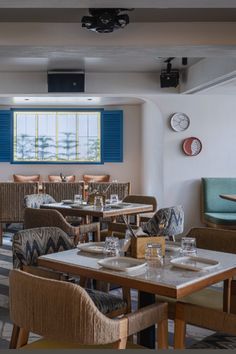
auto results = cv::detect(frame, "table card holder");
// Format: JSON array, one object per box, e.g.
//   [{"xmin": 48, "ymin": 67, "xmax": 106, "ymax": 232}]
[{"xmin": 131, "ymin": 236, "xmax": 165, "ymax": 259}]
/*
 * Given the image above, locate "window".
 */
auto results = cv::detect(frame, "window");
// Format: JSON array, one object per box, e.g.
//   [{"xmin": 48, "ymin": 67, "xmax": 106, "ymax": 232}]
[{"xmin": 13, "ymin": 110, "xmax": 101, "ymax": 163}]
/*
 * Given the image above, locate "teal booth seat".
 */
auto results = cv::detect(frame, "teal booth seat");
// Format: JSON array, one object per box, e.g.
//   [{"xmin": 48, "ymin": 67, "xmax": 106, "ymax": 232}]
[{"xmin": 201, "ymin": 177, "xmax": 236, "ymax": 228}]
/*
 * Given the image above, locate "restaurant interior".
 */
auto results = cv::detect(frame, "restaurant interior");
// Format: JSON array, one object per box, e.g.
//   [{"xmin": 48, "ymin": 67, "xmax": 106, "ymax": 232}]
[{"xmin": 1, "ymin": 0, "xmax": 236, "ymax": 350}]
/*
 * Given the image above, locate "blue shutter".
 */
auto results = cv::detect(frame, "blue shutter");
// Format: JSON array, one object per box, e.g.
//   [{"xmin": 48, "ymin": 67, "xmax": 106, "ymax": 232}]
[
  {"xmin": 0, "ymin": 110, "xmax": 12, "ymax": 162},
  {"xmin": 102, "ymin": 110, "xmax": 123, "ymax": 162}
]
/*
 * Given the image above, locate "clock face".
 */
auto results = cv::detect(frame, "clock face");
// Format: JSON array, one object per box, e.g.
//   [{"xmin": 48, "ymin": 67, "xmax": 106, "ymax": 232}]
[{"xmin": 170, "ymin": 113, "xmax": 190, "ymax": 132}]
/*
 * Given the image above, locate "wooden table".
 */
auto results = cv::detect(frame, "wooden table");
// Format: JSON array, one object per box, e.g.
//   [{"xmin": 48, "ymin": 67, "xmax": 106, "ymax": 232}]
[
  {"xmin": 219, "ymin": 194, "xmax": 236, "ymax": 202},
  {"xmin": 41, "ymin": 202, "xmax": 153, "ymax": 222},
  {"xmin": 38, "ymin": 248, "xmax": 236, "ymax": 349}
]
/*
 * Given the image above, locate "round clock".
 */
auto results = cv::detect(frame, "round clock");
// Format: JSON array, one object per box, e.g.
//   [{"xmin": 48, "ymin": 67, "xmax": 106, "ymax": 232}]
[
  {"xmin": 182, "ymin": 137, "xmax": 202, "ymax": 156},
  {"xmin": 170, "ymin": 112, "xmax": 190, "ymax": 132}
]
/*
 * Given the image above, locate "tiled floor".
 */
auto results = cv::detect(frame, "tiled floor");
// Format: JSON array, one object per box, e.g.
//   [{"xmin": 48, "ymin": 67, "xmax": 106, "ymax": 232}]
[{"xmin": 0, "ymin": 231, "xmax": 215, "ymax": 349}]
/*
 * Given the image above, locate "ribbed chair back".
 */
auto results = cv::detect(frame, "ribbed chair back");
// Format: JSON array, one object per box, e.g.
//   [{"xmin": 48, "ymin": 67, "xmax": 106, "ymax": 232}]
[
  {"xmin": 42, "ymin": 182, "xmax": 85, "ymax": 202},
  {"xmin": 88, "ymin": 182, "xmax": 130, "ymax": 200},
  {"xmin": 12, "ymin": 226, "xmax": 73, "ymax": 269},
  {"xmin": 24, "ymin": 194, "xmax": 56, "ymax": 208},
  {"xmin": 9, "ymin": 269, "xmax": 123, "ymax": 345},
  {"xmin": 0, "ymin": 182, "xmax": 39, "ymax": 223}
]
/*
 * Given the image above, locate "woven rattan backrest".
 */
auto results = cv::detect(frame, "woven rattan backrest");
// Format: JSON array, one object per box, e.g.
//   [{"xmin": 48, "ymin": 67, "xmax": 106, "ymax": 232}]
[
  {"xmin": 0, "ymin": 182, "xmax": 39, "ymax": 222},
  {"xmin": 9, "ymin": 269, "xmax": 121, "ymax": 344},
  {"xmin": 42, "ymin": 182, "xmax": 85, "ymax": 202},
  {"xmin": 123, "ymin": 195, "xmax": 157, "ymax": 212},
  {"xmin": 186, "ymin": 227, "xmax": 236, "ymax": 253},
  {"xmin": 88, "ymin": 182, "xmax": 130, "ymax": 200}
]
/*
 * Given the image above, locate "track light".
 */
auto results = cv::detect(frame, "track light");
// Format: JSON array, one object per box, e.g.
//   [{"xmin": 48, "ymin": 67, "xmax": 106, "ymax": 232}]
[{"xmin": 81, "ymin": 8, "xmax": 133, "ymax": 33}]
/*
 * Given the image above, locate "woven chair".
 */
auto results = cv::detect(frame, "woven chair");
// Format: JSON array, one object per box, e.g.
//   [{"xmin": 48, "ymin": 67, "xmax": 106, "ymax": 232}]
[
  {"xmin": 42, "ymin": 182, "xmax": 85, "ymax": 202},
  {"xmin": 24, "ymin": 208, "xmax": 100, "ymax": 245},
  {"xmin": 142, "ymin": 205, "xmax": 184, "ymax": 241},
  {"xmin": 0, "ymin": 182, "xmax": 39, "ymax": 245},
  {"xmin": 123, "ymin": 194, "xmax": 157, "ymax": 225},
  {"xmin": 12, "ymin": 227, "xmax": 130, "ymax": 319},
  {"xmin": 9, "ymin": 269, "xmax": 168, "ymax": 349},
  {"xmin": 87, "ymin": 182, "xmax": 130, "ymax": 201},
  {"xmin": 155, "ymin": 227, "xmax": 236, "ymax": 348}
]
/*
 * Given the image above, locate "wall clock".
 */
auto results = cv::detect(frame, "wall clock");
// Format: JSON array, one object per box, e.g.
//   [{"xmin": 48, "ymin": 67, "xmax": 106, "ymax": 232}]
[
  {"xmin": 182, "ymin": 137, "xmax": 202, "ymax": 156},
  {"xmin": 170, "ymin": 112, "xmax": 190, "ymax": 132}
]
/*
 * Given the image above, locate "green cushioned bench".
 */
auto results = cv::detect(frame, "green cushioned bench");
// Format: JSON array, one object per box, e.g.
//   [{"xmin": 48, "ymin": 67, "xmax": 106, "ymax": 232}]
[{"xmin": 201, "ymin": 177, "xmax": 236, "ymax": 228}]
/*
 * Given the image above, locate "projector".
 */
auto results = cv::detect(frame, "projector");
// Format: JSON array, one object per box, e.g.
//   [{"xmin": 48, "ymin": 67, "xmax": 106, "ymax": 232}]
[{"xmin": 160, "ymin": 69, "xmax": 179, "ymax": 88}]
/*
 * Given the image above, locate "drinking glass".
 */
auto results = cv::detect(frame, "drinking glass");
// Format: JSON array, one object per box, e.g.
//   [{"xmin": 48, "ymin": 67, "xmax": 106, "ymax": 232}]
[
  {"xmin": 94, "ymin": 196, "xmax": 104, "ymax": 209},
  {"xmin": 145, "ymin": 243, "xmax": 163, "ymax": 269},
  {"xmin": 110, "ymin": 194, "xmax": 119, "ymax": 204},
  {"xmin": 180, "ymin": 237, "xmax": 197, "ymax": 256},
  {"xmin": 74, "ymin": 194, "xmax": 82, "ymax": 204},
  {"xmin": 103, "ymin": 236, "xmax": 120, "ymax": 256}
]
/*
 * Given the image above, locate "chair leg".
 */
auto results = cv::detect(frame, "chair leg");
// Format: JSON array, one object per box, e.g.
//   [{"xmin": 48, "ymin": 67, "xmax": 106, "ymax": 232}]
[
  {"xmin": 113, "ymin": 337, "xmax": 127, "ymax": 349},
  {"xmin": 9, "ymin": 324, "xmax": 20, "ymax": 349},
  {"xmin": 174, "ymin": 318, "xmax": 186, "ymax": 349},
  {"xmin": 10, "ymin": 326, "xmax": 29, "ymax": 349},
  {"xmin": 157, "ymin": 318, "xmax": 168, "ymax": 349}
]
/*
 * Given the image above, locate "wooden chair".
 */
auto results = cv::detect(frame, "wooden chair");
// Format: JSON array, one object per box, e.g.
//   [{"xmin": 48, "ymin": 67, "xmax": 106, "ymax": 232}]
[
  {"xmin": 9, "ymin": 269, "xmax": 168, "ymax": 349},
  {"xmin": 12, "ymin": 227, "xmax": 130, "ymax": 319},
  {"xmin": 42, "ymin": 182, "xmax": 85, "ymax": 202},
  {"xmin": 24, "ymin": 207, "xmax": 100, "ymax": 245},
  {"xmin": 156, "ymin": 227, "xmax": 236, "ymax": 348},
  {"xmin": 201, "ymin": 177, "xmax": 236, "ymax": 229},
  {"xmin": 0, "ymin": 182, "xmax": 39, "ymax": 245},
  {"xmin": 123, "ymin": 194, "xmax": 157, "ymax": 225}
]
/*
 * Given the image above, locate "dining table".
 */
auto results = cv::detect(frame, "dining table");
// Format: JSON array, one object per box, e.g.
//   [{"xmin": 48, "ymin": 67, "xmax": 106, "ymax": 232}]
[
  {"xmin": 38, "ymin": 246, "xmax": 236, "ymax": 349},
  {"xmin": 40, "ymin": 201, "xmax": 153, "ymax": 223}
]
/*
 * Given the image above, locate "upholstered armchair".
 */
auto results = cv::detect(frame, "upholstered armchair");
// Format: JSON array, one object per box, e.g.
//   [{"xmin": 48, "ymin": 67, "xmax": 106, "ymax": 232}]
[
  {"xmin": 9, "ymin": 269, "xmax": 168, "ymax": 349},
  {"xmin": 12, "ymin": 227, "xmax": 130, "ymax": 320},
  {"xmin": 24, "ymin": 193, "xmax": 56, "ymax": 208}
]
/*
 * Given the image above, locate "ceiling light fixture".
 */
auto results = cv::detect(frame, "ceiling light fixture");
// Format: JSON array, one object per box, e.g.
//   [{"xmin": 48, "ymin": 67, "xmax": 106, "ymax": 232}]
[
  {"xmin": 160, "ymin": 58, "xmax": 179, "ymax": 88},
  {"xmin": 81, "ymin": 8, "xmax": 133, "ymax": 33}
]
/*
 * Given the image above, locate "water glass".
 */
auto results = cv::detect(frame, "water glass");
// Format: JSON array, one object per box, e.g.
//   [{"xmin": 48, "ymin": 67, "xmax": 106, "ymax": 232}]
[
  {"xmin": 74, "ymin": 194, "xmax": 82, "ymax": 204},
  {"xmin": 94, "ymin": 196, "xmax": 104, "ymax": 209},
  {"xmin": 181, "ymin": 237, "xmax": 197, "ymax": 256},
  {"xmin": 103, "ymin": 236, "xmax": 120, "ymax": 256},
  {"xmin": 110, "ymin": 194, "xmax": 119, "ymax": 204},
  {"xmin": 145, "ymin": 243, "xmax": 163, "ymax": 269}
]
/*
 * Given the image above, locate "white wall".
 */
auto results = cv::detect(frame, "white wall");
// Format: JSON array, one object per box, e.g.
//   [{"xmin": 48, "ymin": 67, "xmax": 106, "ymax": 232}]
[
  {"xmin": 152, "ymin": 95, "xmax": 236, "ymax": 231},
  {"xmin": 0, "ymin": 104, "xmax": 142, "ymax": 194}
]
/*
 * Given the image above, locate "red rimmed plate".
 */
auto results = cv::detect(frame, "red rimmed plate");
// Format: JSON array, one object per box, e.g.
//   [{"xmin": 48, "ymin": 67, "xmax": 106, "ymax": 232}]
[{"xmin": 182, "ymin": 137, "xmax": 202, "ymax": 156}]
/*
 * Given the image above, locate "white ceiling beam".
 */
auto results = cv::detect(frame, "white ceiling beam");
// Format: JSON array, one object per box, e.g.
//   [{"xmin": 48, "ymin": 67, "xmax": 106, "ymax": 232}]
[
  {"xmin": 180, "ymin": 58, "xmax": 236, "ymax": 93},
  {"xmin": 0, "ymin": 0, "xmax": 236, "ymax": 8}
]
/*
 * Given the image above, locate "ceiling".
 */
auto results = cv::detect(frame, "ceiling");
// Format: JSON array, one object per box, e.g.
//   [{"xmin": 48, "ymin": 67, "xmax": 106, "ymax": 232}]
[{"xmin": 0, "ymin": 1, "xmax": 235, "ymax": 98}]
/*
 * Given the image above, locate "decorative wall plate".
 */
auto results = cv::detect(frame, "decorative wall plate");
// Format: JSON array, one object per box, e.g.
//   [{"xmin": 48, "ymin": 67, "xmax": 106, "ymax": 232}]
[
  {"xmin": 182, "ymin": 137, "xmax": 202, "ymax": 156},
  {"xmin": 170, "ymin": 113, "xmax": 190, "ymax": 132}
]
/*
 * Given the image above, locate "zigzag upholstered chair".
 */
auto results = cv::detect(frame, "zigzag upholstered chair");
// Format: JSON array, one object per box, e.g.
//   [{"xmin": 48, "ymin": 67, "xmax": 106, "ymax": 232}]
[
  {"xmin": 9, "ymin": 269, "xmax": 168, "ymax": 349},
  {"xmin": 12, "ymin": 227, "xmax": 130, "ymax": 318},
  {"xmin": 142, "ymin": 205, "xmax": 184, "ymax": 241}
]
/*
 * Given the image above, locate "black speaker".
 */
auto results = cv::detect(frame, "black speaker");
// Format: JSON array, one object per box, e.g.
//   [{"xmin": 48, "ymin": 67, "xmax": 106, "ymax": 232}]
[{"xmin": 47, "ymin": 71, "xmax": 85, "ymax": 92}]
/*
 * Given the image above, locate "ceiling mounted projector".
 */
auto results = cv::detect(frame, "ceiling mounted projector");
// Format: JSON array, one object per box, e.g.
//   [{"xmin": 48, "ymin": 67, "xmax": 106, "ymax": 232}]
[
  {"xmin": 81, "ymin": 8, "xmax": 133, "ymax": 33},
  {"xmin": 160, "ymin": 60, "xmax": 179, "ymax": 88}
]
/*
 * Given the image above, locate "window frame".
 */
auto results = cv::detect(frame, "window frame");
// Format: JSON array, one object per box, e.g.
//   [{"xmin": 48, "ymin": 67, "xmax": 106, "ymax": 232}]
[{"xmin": 11, "ymin": 108, "xmax": 104, "ymax": 165}]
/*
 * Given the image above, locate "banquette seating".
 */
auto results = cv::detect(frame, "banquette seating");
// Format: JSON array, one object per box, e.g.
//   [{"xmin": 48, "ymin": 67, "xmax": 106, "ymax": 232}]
[{"xmin": 201, "ymin": 177, "xmax": 236, "ymax": 228}]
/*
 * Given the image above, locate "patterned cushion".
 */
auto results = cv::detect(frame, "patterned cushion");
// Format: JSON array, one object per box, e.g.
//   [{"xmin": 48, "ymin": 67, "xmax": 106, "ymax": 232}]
[
  {"xmin": 85, "ymin": 288, "xmax": 127, "ymax": 315},
  {"xmin": 142, "ymin": 205, "xmax": 184, "ymax": 236},
  {"xmin": 24, "ymin": 194, "xmax": 56, "ymax": 208},
  {"xmin": 12, "ymin": 227, "xmax": 73, "ymax": 269}
]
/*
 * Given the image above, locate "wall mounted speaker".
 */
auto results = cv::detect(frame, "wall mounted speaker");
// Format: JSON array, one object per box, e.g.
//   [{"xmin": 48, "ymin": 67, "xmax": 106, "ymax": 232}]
[{"xmin": 47, "ymin": 71, "xmax": 85, "ymax": 92}]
